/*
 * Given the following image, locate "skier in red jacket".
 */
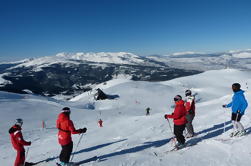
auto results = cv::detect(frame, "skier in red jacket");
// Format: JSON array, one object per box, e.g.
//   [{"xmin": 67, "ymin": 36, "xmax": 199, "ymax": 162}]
[
  {"xmin": 165, "ymin": 95, "xmax": 187, "ymax": 149},
  {"xmin": 56, "ymin": 107, "xmax": 87, "ymax": 166},
  {"xmin": 184, "ymin": 89, "xmax": 196, "ymax": 138},
  {"xmin": 98, "ymin": 119, "xmax": 103, "ymax": 127},
  {"xmin": 9, "ymin": 119, "xmax": 31, "ymax": 166}
]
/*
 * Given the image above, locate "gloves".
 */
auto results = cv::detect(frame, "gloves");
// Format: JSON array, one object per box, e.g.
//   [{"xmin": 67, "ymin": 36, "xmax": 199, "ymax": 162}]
[
  {"xmin": 164, "ymin": 114, "xmax": 168, "ymax": 119},
  {"xmin": 222, "ymin": 104, "xmax": 227, "ymax": 108},
  {"xmin": 78, "ymin": 128, "xmax": 87, "ymax": 133},
  {"xmin": 27, "ymin": 141, "xmax": 31, "ymax": 146}
]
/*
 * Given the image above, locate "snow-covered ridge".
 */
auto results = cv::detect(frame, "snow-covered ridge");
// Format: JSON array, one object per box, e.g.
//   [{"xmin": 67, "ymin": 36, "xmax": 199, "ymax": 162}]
[
  {"xmin": 56, "ymin": 52, "xmax": 144, "ymax": 64},
  {"xmin": 0, "ymin": 74, "xmax": 11, "ymax": 87},
  {"xmin": 8, "ymin": 52, "xmax": 145, "ymax": 71},
  {"xmin": 169, "ymin": 51, "xmax": 205, "ymax": 57},
  {"xmin": 148, "ymin": 49, "xmax": 251, "ymax": 71},
  {"xmin": 165, "ymin": 49, "xmax": 251, "ymax": 58}
]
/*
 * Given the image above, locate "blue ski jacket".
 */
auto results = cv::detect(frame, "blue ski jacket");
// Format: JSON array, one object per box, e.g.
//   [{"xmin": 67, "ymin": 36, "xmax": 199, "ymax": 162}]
[{"xmin": 226, "ymin": 90, "xmax": 248, "ymax": 115}]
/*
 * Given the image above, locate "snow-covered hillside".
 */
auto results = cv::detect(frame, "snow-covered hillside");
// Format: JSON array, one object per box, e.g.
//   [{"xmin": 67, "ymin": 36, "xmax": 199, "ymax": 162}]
[
  {"xmin": 1, "ymin": 69, "xmax": 251, "ymax": 166},
  {"xmin": 0, "ymin": 74, "xmax": 10, "ymax": 87}
]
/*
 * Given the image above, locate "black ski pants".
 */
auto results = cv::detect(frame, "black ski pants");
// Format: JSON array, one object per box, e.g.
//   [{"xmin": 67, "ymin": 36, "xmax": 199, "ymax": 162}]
[
  {"xmin": 174, "ymin": 124, "xmax": 186, "ymax": 144},
  {"xmin": 59, "ymin": 141, "xmax": 73, "ymax": 163}
]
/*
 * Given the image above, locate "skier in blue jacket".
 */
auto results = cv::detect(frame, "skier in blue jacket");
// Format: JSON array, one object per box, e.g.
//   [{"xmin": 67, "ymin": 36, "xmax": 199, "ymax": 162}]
[{"xmin": 223, "ymin": 83, "xmax": 248, "ymax": 137}]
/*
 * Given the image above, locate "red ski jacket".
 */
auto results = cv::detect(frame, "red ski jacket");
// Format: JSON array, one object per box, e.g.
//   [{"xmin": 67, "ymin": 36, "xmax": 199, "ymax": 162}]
[
  {"xmin": 56, "ymin": 112, "xmax": 82, "ymax": 145},
  {"xmin": 166, "ymin": 100, "xmax": 187, "ymax": 125},
  {"xmin": 185, "ymin": 96, "xmax": 195, "ymax": 114},
  {"xmin": 9, "ymin": 125, "xmax": 31, "ymax": 151}
]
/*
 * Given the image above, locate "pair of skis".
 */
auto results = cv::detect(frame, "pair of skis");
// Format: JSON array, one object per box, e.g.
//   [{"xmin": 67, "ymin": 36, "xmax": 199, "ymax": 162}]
[
  {"xmin": 55, "ymin": 156, "xmax": 99, "ymax": 166},
  {"xmin": 26, "ymin": 156, "xmax": 99, "ymax": 166}
]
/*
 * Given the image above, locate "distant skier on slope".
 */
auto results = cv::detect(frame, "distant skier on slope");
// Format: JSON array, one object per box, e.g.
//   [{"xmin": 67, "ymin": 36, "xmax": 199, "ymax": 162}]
[
  {"xmin": 9, "ymin": 118, "xmax": 31, "ymax": 166},
  {"xmin": 223, "ymin": 83, "xmax": 248, "ymax": 137},
  {"xmin": 165, "ymin": 95, "xmax": 187, "ymax": 149},
  {"xmin": 56, "ymin": 107, "xmax": 87, "ymax": 166},
  {"xmin": 146, "ymin": 107, "xmax": 150, "ymax": 116},
  {"xmin": 184, "ymin": 90, "xmax": 195, "ymax": 138},
  {"xmin": 98, "ymin": 119, "xmax": 103, "ymax": 127}
]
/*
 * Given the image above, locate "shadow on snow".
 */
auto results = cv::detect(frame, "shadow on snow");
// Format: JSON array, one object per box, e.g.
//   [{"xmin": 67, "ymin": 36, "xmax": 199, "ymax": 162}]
[
  {"xmin": 34, "ymin": 120, "xmax": 251, "ymax": 164},
  {"xmin": 34, "ymin": 139, "xmax": 126, "ymax": 164}
]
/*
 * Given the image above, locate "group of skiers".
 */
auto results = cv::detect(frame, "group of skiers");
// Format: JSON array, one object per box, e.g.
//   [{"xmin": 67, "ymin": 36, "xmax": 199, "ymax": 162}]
[
  {"xmin": 8, "ymin": 83, "xmax": 248, "ymax": 166},
  {"xmin": 164, "ymin": 83, "xmax": 248, "ymax": 149},
  {"xmin": 164, "ymin": 89, "xmax": 196, "ymax": 149},
  {"xmin": 9, "ymin": 107, "xmax": 87, "ymax": 166}
]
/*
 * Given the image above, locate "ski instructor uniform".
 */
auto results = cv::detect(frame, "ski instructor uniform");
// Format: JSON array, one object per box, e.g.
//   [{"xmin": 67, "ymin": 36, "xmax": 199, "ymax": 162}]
[
  {"xmin": 9, "ymin": 119, "xmax": 31, "ymax": 166},
  {"xmin": 165, "ymin": 95, "xmax": 187, "ymax": 149},
  {"xmin": 57, "ymin": 107, "xmax": 87, "ymax": 165}
]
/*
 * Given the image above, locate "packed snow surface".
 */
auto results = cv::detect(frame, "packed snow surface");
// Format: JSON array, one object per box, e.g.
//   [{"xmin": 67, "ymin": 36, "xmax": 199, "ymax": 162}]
[{"xmin": 0, "ymin": 69, "xmax": 251, "ymax": 166}]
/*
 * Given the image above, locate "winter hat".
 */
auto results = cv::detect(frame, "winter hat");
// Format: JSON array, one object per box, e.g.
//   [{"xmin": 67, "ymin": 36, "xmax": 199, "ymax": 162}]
[
  {"xmin": 174, "ymin": 95, "xmax": 182, "ymax": 101},
  {"xmin": 15, "ymin": 118, "xmax": 23, "ymax": 126},
  {"xmin": 62, "ymin": 107, "xmax": 71, "ymax": 113},
  {"xmin": 232, "ymin": 83, "xmax": 241, "ymax": 92},
  {"xmin": 185, "ymin": 89, "xmax": 192, "ymax": 96}
]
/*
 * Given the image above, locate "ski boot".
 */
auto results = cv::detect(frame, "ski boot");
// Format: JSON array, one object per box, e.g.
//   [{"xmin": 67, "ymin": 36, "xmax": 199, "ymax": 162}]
[
  {"xmin": 175, "ymin": 142, "xmax": 186, "ymax": 149},
  {"xmin": 229, "ymin": 131, "xmax": 239, "ymax": 137},
  {"xmin": 236, "ymin": 130, "xmax": 246, "ymax": 137}
]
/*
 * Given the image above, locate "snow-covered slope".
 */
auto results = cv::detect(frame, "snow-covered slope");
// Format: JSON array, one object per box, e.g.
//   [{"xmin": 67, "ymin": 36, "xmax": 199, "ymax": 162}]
[
  {"xmin": 1, "ymin": 69, "xmax": 251, "ymax": 166},
  {"xmin": 0, "ymin": 74, "xmax": 10, "ymax": 87}
]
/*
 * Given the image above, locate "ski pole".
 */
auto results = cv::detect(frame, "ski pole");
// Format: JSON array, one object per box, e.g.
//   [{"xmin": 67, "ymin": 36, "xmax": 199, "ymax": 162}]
[
  {"xmin": 167, "ymin": 118, "xmax": 176, "ymax": 145},
  {"xmin": 223, "ymin": 108, "xmax": 226, "ymax": 133},
  {"xmin": 70, "ymin": 133, "xmax": 85, "ymax": 162},
  {"xmin": 235, "ymin": 111, "xmax": 239, "ymax": 133},
  {"xmin": 24, "ymin": 147, "xmax": 30, "ymax": 165},
  {"xmin": 167, "ymin": 118, "xmax": 173, "ymax": 133}
]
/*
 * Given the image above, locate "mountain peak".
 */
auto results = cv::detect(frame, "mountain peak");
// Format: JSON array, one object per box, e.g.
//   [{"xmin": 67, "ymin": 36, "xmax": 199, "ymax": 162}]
[{"xmin": 55, "ymin": 52, "xmax": 143, "ymax": 64}]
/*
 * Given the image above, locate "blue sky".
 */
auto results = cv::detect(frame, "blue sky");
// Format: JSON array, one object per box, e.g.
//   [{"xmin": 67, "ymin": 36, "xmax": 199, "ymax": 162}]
[{"xmin": 0, "ymin": 0, "xmax": 251, "ymax": 61}]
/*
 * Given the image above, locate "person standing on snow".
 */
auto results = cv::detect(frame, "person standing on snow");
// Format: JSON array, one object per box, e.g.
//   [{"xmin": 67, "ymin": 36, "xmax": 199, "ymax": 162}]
[
  {"xmin": 164, "ymin": 95, "xmax": 187, "ymax": 149},
  {"xmin": 9, "ymin": 118, "xmax": 31, "ymax": 166},
  {"xmin": 146, "ymin": 107, "xmax": 150, "ymax": 116},
  {"xmin": 98, "ymin": 119, "xmax": 103, "ymax": 127},
  {"xmin": 223, "ymin": 83, "xmax": 248, "ymax": 137},
  {"xmin": 56, "ymin": 107, "xmax": 87, "ymax": 166},
  {"xmin": 184, "ymin": 90, "xmax": 195, "ymax": 138}
]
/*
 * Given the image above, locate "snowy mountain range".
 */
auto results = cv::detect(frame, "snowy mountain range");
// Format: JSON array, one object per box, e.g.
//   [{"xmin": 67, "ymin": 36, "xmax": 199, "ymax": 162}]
[
  {"xmin": 0, "ymin": 52, "xmax": 200, "ymax": 98},
  {"xmin": 148, "ymin": 49, "xmax": 251, "ymax": 71},
  {"xmin": 0, "ymin": 69, "xmax": 250, "ymax": 166},
  {"xmin": 1, "ymin": 49, "xmax": 251, "ymax": 98}
]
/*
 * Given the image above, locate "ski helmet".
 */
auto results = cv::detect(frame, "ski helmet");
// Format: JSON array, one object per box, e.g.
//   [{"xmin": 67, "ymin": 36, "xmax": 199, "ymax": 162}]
[
  {"xmin": 174, "ymin": 95, "xmax": 182, "ymax": 101},
  {"xmin": 232, "ymin": 83, "xmax": 241, "ymax": 92},
  {"xmin": 15, "ymin": 118, "xmax": 23, "ymax": 126},
  {"xmin": 185, "ymin": 89, "xmax": 192, "ymax": 96},
  {"xmin": 62, "ymin": 107, "xmax": 71, "ymax": 113}
]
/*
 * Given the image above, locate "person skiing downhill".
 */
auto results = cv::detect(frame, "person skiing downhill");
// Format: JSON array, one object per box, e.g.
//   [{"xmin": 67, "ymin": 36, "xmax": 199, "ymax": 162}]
[
  {"xmin": 56, "ymin": 107, "xmax": 87, "ymax": 166},
  {"xmin": 165, "ymin": 95, "xmax": 187, "ymax": 149},
  {"xmin": 9, "ymin": 119, "xmax": 31, "ymax": 166},
  {"xmin": 184, "ymin": 90, "xmax": 195, "ymax": 138},
  {"xmin": 223, "ymin": 83, "xmax": 248, "ymax": 137}
]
